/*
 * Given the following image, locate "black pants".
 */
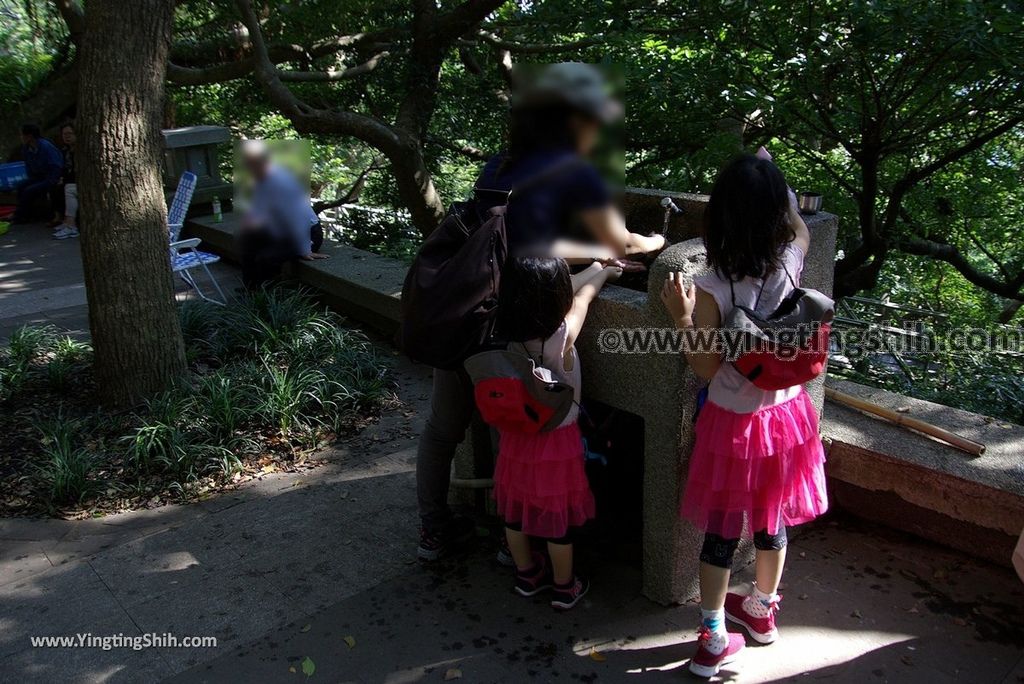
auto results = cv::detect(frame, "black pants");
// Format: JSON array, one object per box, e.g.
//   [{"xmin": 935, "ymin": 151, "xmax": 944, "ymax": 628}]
[
  {"xmin": 13, "ymin": 177, "xmax": 56, "ymax": 223},
  {"xmin": 239, "ymin": 221, "xmax": 324, "ymax": 290},
  {"xmin": 700, "ymin": 528, "xmax": 788, "ymax": 569}
]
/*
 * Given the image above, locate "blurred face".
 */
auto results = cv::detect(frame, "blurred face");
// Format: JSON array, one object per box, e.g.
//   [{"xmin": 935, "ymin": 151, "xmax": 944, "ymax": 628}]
[
  {"xmin": 20, "ymin": 132, "xmax": 33, "ymax": 146},
  {"xmin": 570, "ymin": 114, "xmax": 601, "ymax": 156},
  {"xmin": 243, "ymin": 153, "xmax": 269, "ymax": 179},
  {"xmin": 61, "ymin": 126, "xmax": 75, "ymax": 146}
]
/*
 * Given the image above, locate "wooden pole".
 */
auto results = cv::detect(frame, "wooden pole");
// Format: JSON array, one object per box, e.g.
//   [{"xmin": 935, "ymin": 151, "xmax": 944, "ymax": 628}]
[{"xmin": 825, "ymin": 387, "xmax": 986, "ymax": 457}]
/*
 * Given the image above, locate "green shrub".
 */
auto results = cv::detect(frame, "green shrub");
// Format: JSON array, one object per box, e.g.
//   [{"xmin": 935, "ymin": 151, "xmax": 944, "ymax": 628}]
[
  {"xmin": 3, "ymin": 287, "xmax": 391, "ymax": 515},
  {"xmin": 32, "ymin": 417, "xmax": 103, "ymax": 507},
  {"xmin": 194, "ymin": 372, "xmax": 255, "ymax": 440},
  {"xmin": 6, "ymin": 325, "xmax": 58, "ymax": 366}
]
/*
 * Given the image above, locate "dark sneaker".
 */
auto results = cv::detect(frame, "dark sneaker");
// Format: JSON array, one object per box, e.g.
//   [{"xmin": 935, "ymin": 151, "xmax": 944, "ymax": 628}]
[
  {"xmin": 496, "ymin": 535, "xmax": 515, "ymax": 567},
  {"xmin": 417, "ymin": 517, "xmax": 475, "ymax": 561},
  {"xmin": 514, "ymin": 552, "xmax": 552, "ymax": 596},
  {"xmin": 688, "ymin": 626, "xmax": 745, "ymax": 678},
  {"xmin": 550, "ymin": 575, "xmax": 589, "ymax": 610}
]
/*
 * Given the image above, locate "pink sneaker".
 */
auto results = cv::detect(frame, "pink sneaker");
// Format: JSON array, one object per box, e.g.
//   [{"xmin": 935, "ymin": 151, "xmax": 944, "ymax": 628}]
[
  {"xmin": 725, "ymin": 590, "xmax": 781, "ymax": 644},
  {"xmin": 689, "ymin": 626, "xmax": 745, "ymax": 678}
]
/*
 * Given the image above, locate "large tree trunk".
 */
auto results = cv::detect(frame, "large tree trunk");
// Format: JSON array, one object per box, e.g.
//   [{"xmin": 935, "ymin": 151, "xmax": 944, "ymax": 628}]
[{"xmin": 76, "ymin": 0, "xmax": 187, "ymax": 408}]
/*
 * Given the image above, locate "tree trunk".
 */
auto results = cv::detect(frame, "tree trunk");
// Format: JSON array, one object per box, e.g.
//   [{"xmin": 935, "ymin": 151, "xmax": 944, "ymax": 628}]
[{"xmin": 76, "ymin": 0, "xmax": 187, "ymax": 408}]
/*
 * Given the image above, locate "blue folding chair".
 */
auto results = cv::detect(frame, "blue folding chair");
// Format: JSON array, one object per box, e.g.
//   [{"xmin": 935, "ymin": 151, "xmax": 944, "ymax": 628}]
[{"xmin": 167, "ymin": 172, "xmax": 225, "ymax": 305}]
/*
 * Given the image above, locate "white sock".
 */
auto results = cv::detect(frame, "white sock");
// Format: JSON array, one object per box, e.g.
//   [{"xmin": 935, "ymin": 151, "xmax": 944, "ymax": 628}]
[
  {"xmin": 699, "ymin": 607, "xmax": 728, "ymax": 654},
  {"xmin": 745, "ymin": 583, "xmax": 777, "ymax": 617}
]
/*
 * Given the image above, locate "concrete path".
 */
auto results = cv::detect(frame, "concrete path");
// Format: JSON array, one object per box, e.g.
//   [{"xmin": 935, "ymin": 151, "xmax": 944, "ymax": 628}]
[
  {"xmin": 2, "ymin": 222, "xmax": 1024, "ymax": 683},
  {"xmin": 0, "ymin": 221, "xmax": 242, "ymax": 339}
]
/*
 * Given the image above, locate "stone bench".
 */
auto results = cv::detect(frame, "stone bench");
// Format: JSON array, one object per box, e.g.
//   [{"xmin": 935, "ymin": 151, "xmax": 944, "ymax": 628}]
[
  {"xmin": 822, "ymin": 379, "xmax": 1024, "ymax": 567},
  {"xmin": 185, "ymin": 213, "xmax": 405, "ymax": 331}
]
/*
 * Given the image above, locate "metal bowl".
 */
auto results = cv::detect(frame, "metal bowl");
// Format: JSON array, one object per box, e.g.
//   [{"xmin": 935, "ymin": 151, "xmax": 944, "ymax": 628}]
[{"xmin": 798, "ymin": 192, "xmax": 823, "ymax": 214}]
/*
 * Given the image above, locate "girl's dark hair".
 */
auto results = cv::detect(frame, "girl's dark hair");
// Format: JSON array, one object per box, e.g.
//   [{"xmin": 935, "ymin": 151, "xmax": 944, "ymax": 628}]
[
  {"xmin": 60, "ymin": 121, "xmax": 74, "ymax": 132},
  {"xmin": 704, "ymin": 154, "xmax": 794, "ymax": 280},
  {"xmin": 503, "ymin": 104, "xmax": 579, "ymax": 170},
  {"xmin": 497, "ymin": 256, "xmax": 573, "ymax": 342}
]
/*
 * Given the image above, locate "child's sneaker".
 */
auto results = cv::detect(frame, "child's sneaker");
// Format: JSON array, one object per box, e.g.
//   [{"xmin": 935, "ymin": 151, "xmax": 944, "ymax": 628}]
[
  {"xmin": 550, "ymin": 575, "xmax": 589, "ymax": 610},
  {"xmin": 55, "ymin": 226, "xmax": 79, "ymax": 240},
  {"xmin": 496, "ymin": 535, "xmax": 515, "ymax": 567},
  {"xmin": 725, "ymin": 589, "xmax": 781, "ymax": 644},
  {"xmin": 688, "ymin": 626, "xmax": 745, "ymax": 678},
  {"xmin": 514, "ymin": 552, "xmax": 552, "ymax": 596}
]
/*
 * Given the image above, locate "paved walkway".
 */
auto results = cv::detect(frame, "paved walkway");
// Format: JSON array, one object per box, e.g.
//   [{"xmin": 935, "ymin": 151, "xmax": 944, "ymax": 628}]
[
  {"xmin": 2, "ymin": 223, "xmax": 1024, "ymax": 683},
  {"xmin": 0, "ymin": 221, "xmax": 241, "ymax": 340}
]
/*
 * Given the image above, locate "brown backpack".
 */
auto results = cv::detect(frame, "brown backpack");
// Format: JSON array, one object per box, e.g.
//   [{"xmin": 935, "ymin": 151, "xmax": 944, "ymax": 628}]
[
  {"xmin": 399, "ymin": 157, "xmax": 581, "ymax": 370},
  {"xmin": 399, "ymin": 200, "xmax": 508, "ymax": 369}
]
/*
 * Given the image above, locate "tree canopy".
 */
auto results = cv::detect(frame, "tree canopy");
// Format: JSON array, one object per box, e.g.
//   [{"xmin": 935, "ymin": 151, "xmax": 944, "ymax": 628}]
[{"xmin": 3, "ymin": 0, "xmax": 1024, "ymax": 324}]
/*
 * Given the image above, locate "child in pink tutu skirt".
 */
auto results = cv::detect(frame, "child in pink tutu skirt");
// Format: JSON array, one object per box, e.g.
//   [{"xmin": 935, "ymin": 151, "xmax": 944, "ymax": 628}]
[
  {"xmin": 660, "ymin": 154, "xmax": 828, "ymax": 678},
  {"xmin": 493, "ymin": 256, "xmax": 621, "ymax": 610}
]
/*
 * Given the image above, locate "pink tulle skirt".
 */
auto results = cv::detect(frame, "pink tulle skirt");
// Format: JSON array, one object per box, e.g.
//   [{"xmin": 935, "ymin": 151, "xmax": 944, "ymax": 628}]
[
  {"xmin": 680, "ymin": 389, "xmax": 828, "ymax": 539},
  {"xmin": 493, "ymin": 421, "xmax": 595, "ymax": 539}
]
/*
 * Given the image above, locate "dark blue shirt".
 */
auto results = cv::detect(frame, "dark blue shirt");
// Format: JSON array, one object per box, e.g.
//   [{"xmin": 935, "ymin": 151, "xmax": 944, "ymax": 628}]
[
  {"xmin": 474, "ymin": 148, "xmax": 610, "ymax": 252},
  {"xmin": 22, "ymin": 138, "xmax": 64, "ymax": 184}
]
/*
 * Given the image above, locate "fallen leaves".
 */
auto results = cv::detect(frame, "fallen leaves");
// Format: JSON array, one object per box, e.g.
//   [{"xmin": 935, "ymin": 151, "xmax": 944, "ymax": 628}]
[
  {"xmin": 301, "ymin": 656, "xmax": 316, "ymax": 677},
  {"xmin": 443, "ymin": 668, "xmax": 463, "ymax": 680},
  {"xmin": 343, "ymin": 635, "xmax": 356, "ymax": 648}
]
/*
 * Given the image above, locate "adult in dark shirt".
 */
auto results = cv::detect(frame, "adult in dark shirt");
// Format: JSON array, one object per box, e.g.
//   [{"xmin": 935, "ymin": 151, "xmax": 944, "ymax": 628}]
[
  {"xmin": 13, "ymin": 123, "xmax": 64, "ymax": 224},
  {"xmin": 416, "ymin": 63, "xmax": 666, "ymax": 561}
]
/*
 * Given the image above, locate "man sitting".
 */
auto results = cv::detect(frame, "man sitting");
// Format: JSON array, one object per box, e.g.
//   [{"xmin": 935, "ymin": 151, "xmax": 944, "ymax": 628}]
[
  {"xmin": 13, "ymin": 124, "xmax": 64, "ymax": 224},
  {"xmin": 237, "ymin": 141, "xmax": 328, "ymax": 289}
]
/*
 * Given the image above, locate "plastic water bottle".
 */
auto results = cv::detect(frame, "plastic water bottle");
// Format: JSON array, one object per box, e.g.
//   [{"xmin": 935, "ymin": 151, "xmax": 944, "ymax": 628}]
[{"xmin": 212, "ymin": 197, "xmax": 223, "ymax": 223}]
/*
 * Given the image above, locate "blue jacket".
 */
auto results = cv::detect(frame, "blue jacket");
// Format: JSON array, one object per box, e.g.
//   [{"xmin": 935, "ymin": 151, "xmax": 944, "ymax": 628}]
[
  {"xmin": 248, "ymin": 165, "xmax": 319, "ymax": 256},
  {"xmin": 23, "ymin": 138, "xmax": 64, "ymax": 184}
]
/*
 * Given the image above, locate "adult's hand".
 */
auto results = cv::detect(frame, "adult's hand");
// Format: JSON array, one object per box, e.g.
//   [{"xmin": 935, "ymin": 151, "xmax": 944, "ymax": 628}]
[{"xmin": 600, "ymin": 257, "xmax": 647, "ymax": 272}]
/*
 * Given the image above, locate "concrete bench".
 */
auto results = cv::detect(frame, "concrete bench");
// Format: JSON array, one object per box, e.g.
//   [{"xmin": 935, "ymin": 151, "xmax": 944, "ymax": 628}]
[{"xmin": 822, "ymin": 378, "xmax": 1024, "ymax": 566}]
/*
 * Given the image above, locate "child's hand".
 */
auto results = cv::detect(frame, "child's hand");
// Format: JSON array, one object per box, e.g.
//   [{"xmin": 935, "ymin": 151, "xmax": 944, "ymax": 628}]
[
  {"xmin": 660, "ymin": 272, "xmax": 697, "ymax": 326},
  {"xmin": 602, "ymin": 264, "xmax": 624, "ymax": 282}
]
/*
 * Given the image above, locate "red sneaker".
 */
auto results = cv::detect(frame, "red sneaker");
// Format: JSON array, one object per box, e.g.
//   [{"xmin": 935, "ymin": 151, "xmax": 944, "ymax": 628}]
[
  {"xmin": 725, "ymin": 591, "xmax": 781, "ymax": 644},
  {"xmin": 689, "ymin": 626, "xmax": 745, "ymax": 678}
]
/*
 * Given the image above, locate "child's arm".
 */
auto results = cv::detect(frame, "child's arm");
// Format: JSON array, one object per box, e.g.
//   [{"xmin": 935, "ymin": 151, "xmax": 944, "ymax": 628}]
[
  {"xmin": 660, "ymin": 273, "xmax": 722, "ymax": 380},
  {"xmin": 787, "ymin": 200, "xmax": 811, "ymax": 255},
  {"xmin": 570, "ymin": 261, "xmax": 604, "ymax": 293},
  {"xmin": 564, "ymin": 264, "xmax": 622, "ymax": 350}
]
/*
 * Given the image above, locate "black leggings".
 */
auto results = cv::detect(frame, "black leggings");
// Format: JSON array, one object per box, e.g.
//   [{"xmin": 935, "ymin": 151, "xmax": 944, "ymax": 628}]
[
  {"xmin": 700, "ymin": 528, "xmax": 788, "ymax": 569},
  {"xmin": 504, "ymin": 522, "xmax": 574, "ymax": 546}
]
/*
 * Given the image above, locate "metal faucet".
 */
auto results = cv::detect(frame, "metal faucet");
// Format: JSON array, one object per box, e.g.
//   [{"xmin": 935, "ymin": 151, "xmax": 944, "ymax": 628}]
[{"xmin": 660, "ymin": 197, "xmax": 682, "ymax": 235}]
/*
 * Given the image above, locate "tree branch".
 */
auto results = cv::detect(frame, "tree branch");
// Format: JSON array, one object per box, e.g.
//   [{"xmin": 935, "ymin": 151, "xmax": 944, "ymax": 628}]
[
  {"xmin": 900, "ymin": 235, "xmax": 1024, "ymax": 300},
  {"xmin": 472, "ymin": 30, "xmax": 603, "ymax": 54}
]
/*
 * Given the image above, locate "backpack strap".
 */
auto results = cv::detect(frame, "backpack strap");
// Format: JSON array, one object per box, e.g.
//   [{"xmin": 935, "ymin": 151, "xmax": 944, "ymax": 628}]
[{"xmin": 474, "ymin": 154, "xmax": 586, "ymax": 202}]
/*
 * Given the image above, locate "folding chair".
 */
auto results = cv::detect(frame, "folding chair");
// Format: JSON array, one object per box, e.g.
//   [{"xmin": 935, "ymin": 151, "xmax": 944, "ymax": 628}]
[{"xmin": 167, "ymin": 172, "xmax": 226, "ymax": 305}]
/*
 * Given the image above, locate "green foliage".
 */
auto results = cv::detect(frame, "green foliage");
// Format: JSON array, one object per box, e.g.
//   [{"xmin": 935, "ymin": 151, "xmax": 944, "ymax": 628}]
[
  {"xmin": 32, "ymin": 416, "xmax": 102, "ymax": 506},
  {"xmin": 0, "ymin": 1, "xmax": 65, "ymax": 109},
  {"xmin": 1, "ymin": 289, "xmax": 390, "ymax": 515}
]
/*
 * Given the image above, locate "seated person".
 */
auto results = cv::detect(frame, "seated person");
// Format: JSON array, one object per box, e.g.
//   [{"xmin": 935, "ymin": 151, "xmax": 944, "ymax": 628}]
[
  {"xmin": 13, "ymin": 124, "xmax": 64, "ymax": 224},
  {"xmin": 53, "ymin": 122, "xmax": 79, "ymax": 240},
  {"xmin": 237, "ymin": 141, "xmax": 328, "ymax": 289}
]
